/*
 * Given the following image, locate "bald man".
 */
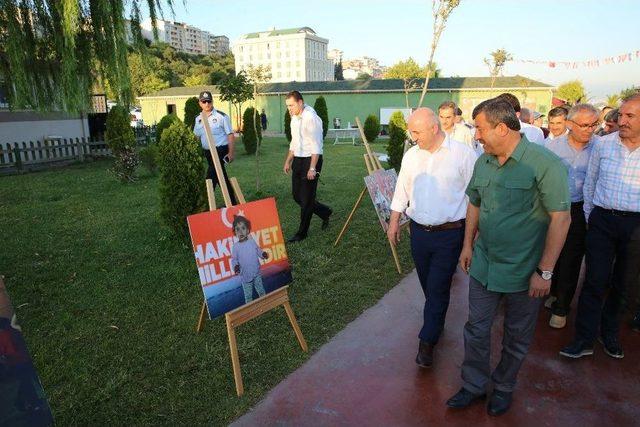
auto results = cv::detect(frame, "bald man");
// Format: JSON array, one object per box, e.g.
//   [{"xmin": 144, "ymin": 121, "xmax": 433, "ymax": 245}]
[{"xmin": 389, "ymin": 108, "xmax": 478, "ymax": 368}]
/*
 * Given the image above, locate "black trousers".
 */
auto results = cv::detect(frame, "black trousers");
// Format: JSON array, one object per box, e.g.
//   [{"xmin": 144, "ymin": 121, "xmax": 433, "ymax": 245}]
[
  {"xmin": 551, "ymin": 202, "xmax": 587, "ymax": 316},
  {"xmin": 203, "ymin": 146, "xmax": 237, "ymax": 205},
  {"xmin": 575, "ymin": 206, "xmax": 640, "ymax": 342},
  {"xmin": 291, "ymin": 156, "xmax": 332, "ymax": 237}
]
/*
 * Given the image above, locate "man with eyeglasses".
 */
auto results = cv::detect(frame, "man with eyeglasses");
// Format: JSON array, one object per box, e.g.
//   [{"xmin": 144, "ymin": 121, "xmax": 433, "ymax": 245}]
[
  {"xmin": 561, "ymin": 93, "xmax": 640, "ymax": 360},
  {"xmin": 193, "ymin": 90, "xmax": 237, "ymax": 204},
  {"xmin": 543, "ymin": 104, "xmax": 599, "ymax": 329}
]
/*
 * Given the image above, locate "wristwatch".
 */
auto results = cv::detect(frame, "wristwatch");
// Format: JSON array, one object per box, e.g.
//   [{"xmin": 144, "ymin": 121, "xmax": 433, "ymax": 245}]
[
  {"xmin": 309, "ymin": 168, "xmax": 316, "ymax": 172},
  {"xmin": 536, "ymin": 267, "xmax": 553, "ymax": 281}
]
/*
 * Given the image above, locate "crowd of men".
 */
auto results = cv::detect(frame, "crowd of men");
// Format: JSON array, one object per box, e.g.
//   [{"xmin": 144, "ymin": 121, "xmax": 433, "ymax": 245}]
[{"xmin": 389, "ymin": 92, "xmax": 640, "ymax": 416}]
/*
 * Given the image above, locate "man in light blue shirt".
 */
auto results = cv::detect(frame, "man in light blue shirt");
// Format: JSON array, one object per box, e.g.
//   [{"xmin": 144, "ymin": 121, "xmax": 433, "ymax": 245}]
[
  {"xmin": 544, "ymin": 104, "xmax": 598, "ymax": 329},
  {"xmin": 193, "ymin": 91, "xmax": 237, "ymax": 204}
]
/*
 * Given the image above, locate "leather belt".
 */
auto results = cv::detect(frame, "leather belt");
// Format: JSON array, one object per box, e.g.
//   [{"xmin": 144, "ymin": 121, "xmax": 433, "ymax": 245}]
[
  {"xmin": 412, "ymin": 219, "xmax": 465, "ymax": 232},
  {"xmin": 597, "ymin": 206, "xmax": 640, "ymax": 218}
]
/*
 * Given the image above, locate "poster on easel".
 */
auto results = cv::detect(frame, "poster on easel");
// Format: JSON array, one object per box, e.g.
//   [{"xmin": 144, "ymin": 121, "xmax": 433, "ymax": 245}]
[
  {"xmin": 0, "ymin": 277, "xmax": 54, "ymax": 426},
  {"xmin": 187, "ymin": 197, "xmax": 292, "ymax": 319},
  {"xmin": 364, "ymin": 169, "xmax": 410, "ymax": 232}
]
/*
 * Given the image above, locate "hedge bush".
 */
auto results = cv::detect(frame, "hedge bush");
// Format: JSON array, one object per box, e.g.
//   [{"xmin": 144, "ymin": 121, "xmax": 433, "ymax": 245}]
[
  {"xmin": 139, "ymin": 144, "xmax": 159, "ymax": 175},
  {"xmin": 241, "ymin": 107, "xmax": 261, "ymax": 155},
  {"xmin": 313, "ymin": 96, "xmax": 329, "ymax": 138},
  {"xmin": 183, "ymin": 97, "xmax": 200, "ymax": 130},
  {"xmin": 156, "ymin": 114, "xmax": 180, "ymax": 143},
  {"xmin": 363, "ymin": 114, "xmax": 380, "ymax": 143},
  {"xmin": 387, "ymin": 111, "xmax": 407, "ymax": 172},
  {"xmin": 158, "ymin": 121, "xmax": 206, "ymax": 235},
  {"xmin": 284, "ymin": 109, "xmax": 292, "ymax": 142},
  {"xmin": 105, "ymin": 105, "xmax": 138, "ymax": 182}
]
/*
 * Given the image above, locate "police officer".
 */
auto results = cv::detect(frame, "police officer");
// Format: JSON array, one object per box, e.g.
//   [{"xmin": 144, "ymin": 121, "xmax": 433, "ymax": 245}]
[{"xmin": 193, "ymin": 90, "xmax": 237, "ymax": 204}]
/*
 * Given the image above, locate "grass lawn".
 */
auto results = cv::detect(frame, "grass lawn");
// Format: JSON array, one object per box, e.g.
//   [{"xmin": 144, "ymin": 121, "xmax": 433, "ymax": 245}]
[{"xmin": 0, "ymin": 137, "xmax": 412, "ymax": 425}]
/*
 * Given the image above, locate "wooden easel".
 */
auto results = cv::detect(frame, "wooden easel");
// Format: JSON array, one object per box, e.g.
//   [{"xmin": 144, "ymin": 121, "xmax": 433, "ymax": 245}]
[
  {"xmin": 194, "ymin": 112, "xmax": 307, "ymax": 397},
  {"xmin": 333, "ymin": 117, "xmax": 407, "ymax": 274}
]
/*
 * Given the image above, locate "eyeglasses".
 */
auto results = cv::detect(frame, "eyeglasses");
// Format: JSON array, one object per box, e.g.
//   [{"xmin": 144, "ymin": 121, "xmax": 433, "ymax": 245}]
[
  {"xmin": 200, "ymin": 100, "xmax": 212, "ymax": 104},
  {"xmin": 569, "ymin": 120, "xmax": 599, "ymax": 130}
]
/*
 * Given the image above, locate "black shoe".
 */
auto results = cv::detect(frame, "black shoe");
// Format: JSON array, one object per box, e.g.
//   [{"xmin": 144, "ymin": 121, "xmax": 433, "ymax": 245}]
[
  {"xmin": 321, "ymin": 210, "xmax": 333, "ymax": 230},
  {"xmin": 415, "ymin": 340, "xmax": 433, "ymax": 368},
  {"xmin": 446, "ymin": 388, "xmax": 486, "ymax": 408},
  {"xmin": 487, "ymin": 390, "xmax": 512, "ymax": 416},
  {"xmin": 598, "ymin": 335, "xmax": 624, "ymax": 359},
  {"xmin": 287, "ymin": 234, "xmax": 306, "ymax": 243},
  {"xmin": 631, "ymin": 313, "xmax": 640, "ymax": 332},
  {"xmin": 559, "ymin": 340, "xmax": 594, "ymax": 359}
]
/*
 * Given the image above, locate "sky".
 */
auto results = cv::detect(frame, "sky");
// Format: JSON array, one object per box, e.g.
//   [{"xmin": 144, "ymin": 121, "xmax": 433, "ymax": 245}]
[{"xmin": 156, "ymin": 0, "xmax": 640, "ymax": 100}]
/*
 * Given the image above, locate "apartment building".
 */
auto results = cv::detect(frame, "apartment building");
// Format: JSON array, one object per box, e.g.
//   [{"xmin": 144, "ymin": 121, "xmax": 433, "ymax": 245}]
[
  {"xmin": 138, "ymin": 19, "xmax": 229, "ymax": 56},
  {"xmin": 233, "ymin": 27, "xmax": 334, "ymax": 83}
]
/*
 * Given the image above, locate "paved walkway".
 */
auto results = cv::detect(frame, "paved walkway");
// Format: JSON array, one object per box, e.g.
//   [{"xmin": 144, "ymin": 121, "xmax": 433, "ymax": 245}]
[{"xmin": 233, "ymin": 269, "xmax": 639, "ymax": 426}]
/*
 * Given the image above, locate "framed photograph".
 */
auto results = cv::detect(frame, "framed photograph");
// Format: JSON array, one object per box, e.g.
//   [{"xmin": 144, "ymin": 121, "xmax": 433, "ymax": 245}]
[
  {"xmin": 364, "ymin": 169, "xmax": 410, "ymax": 231},
  {"xmin": 187, "ymin": 197, "xmax": 292, "ymax": 319}
]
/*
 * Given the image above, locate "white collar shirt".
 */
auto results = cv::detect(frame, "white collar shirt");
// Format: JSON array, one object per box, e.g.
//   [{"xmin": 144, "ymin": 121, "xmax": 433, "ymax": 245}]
[
  {"xmin": 289, "ymin": 104, "xmax": 323, "ymax": 157},
  {"xmin": 445, "ymin": 123, "xmax": 474, "ymax": 149},
  {"xmin": 390, "ymin": 134, "xmax": 478, "ymax": 226},
  {"xmin": 544, "ymin": 128, "xmax": 569, "ymax": 143},
  {"xmin": 520, "ymin": 121, "xmax": 545, "ymax": 145}
]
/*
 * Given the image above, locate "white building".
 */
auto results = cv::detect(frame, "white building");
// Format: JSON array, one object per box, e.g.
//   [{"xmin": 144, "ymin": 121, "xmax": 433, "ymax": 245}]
[
  {"xmin": 342, "ymin": 56, "xmax": 387, "ymax": 79},
  {"xmin": 233, "ymin": 27, "xmax": 334, "ymax": 83},
  {"xmin": 139, "ymin": 19, "xmax": 229, "ymax": 56},
  {"xmin": 327, "ymin": 49, "xmax": 343, "ymax": 65}
]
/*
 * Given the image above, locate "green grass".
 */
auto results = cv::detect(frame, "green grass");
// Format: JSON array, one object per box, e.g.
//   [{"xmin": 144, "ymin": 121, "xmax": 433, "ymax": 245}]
[{"xmin": 0, "ymin": 137, "xmax": 411, "ymax": 425}]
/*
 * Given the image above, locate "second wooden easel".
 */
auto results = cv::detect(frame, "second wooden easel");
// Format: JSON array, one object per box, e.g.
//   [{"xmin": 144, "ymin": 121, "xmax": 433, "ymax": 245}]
[
  {"xmin": 194, "ymin": 111, "xmax": 307, "ymax": 397},
  {"xmin": 333, "ymin": 116, "xmax": 407, "ymax": 274}
]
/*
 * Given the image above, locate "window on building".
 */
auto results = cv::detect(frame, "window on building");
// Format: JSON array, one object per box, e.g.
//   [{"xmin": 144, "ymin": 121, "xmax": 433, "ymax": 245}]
[
  {"xmin": 167, "ymin": 104, "xmax": 176, "ymax": 115},
  {"xmin": 277, "ymin": 72, "xmax": 282, "ymax": 77}
]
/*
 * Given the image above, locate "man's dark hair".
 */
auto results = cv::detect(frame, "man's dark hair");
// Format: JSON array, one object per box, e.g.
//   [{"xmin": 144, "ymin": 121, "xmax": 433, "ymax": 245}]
[
  {"xmin": 232, "ymin": 215, "xmax": 251, "ymax": 231},
  {"xmin": 286, "ymin": 90, "xmax": 304, "ymax": 102},
  {"xmin": 472, "ymin": 99, "xmax": 521, "ymax": 131},
  {"xmin": 438, "ymin": 100, "xmax": 457, "ymax": 112},
  {"xmin": 548, "ymin": 106, "xmax": 568, "ymax": 119},
  {"xmin": 604, "ymin": 108, "xmax": 619, "ymax": 122},
  {"xmin": 495, "ymin": 93, "xmax": 521, "ymax": 113},
  {"xmin": 455, "ymin": 107, "xmax": 463, "ymax": 116}
]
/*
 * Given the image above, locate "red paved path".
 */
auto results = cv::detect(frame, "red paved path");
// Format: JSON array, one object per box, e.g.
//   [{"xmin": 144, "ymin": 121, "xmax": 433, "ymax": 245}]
[{"xmin": 233, "ymin": 269, "xmax": 639, "ymax": 426}]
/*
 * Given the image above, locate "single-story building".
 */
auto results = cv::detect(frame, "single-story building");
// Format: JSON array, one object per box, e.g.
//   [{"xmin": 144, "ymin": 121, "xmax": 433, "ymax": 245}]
[{"xmin": 138, "ymin": 76, "xmax": 554, "ymax": 133}]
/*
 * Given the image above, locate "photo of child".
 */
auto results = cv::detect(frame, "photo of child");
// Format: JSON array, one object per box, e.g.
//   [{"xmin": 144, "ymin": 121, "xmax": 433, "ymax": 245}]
[{"xmin": 231, "ymin": 215, "xmax": 269, "ymax": 304}]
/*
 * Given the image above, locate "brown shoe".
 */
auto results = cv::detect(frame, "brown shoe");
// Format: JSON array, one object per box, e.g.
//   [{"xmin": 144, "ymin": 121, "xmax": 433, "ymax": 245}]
[{"xmin": 415, "ymin": 340, "xmax": 433, "ymax": 368}]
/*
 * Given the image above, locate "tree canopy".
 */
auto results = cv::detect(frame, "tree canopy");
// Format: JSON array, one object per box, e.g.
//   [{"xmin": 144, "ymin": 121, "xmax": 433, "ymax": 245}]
[
  {"xmin": 556, "ymin": 80, "xmax": 587, "ymax": 105},
  {"xmin": 0, "ymin": 0, "xmax": 183, "ymax": 112}
]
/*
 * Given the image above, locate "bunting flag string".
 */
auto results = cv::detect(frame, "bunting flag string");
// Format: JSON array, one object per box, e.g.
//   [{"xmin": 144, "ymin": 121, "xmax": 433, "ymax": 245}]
[{"xmin": 511, "ymin": 50, "xmax": 640, "ymax": 69}]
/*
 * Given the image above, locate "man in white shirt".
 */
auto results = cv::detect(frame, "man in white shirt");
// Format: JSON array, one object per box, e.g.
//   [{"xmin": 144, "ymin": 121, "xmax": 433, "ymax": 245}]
[
  {"xmin": 388, "ymin": 108, "xmax": 477, "ymax": 368},
  {"xmin": 544, "ymin": 107, "xmax": 569, "ymax": 143},
  {"xmin": 496, "ymin": 93, "xmax": 545, "ymax": 144},
  {"xmin": 438, "ymin": 101, "xmax": 475, "ymax": 148},
  {"xmin": 283, "ymin": 91, "xmax": 333, "ymax": 243}
]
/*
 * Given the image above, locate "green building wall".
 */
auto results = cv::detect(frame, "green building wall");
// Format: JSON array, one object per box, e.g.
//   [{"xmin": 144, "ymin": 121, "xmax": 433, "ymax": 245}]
[{"xmin": 139, "ymin": 88, "xmax": 553, "ymax": 134}]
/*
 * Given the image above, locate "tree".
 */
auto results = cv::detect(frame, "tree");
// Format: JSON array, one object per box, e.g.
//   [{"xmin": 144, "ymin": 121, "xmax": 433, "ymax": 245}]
[
  {"xmin": 619, "ymin": 86, "xmax": 640, "ymax": 100},
  {"xmin": 284, "ymin": 109, "xmax": 292, "ymax": 142},
  {"xmin": 556, "ymin": 80, "xmax": 587, "ymax": 105},
  {"xmin": 241, "ymin": 107, "xmax": 261, "ymax": 155},
  {"xmin": 218, "ymin": 71, "xmax": 254, "ymax": 130},
  {"xmin": 158, "ymin": 121, "xmax": 206, "ymax": 236},
  {"xmin": 183, "ymin": 73, "xmax": 209, "ymax": 87},
  {"xmin": 155, "ymin": 114, "xmax": 181, "ymax": 143},
  {"xmin": 417, "ymin": 0, "xmax": 461, "ymax": 107},
  {"xmin": 0, "ymin": 0, "xmax": 175, "ymax": 112},
  {"xmin": 384, "ymin": 58, "xmax": 441, "ymax": 108},
  {"xmin": 356, "ymin": 72, "xmax": 372, "ymax": 80},
  {"xmin": 605, "ymin": 94, "xmax": 621, "ymax": 108},
  {"xmin": 335, "ymin": 61, "xmax": 344, "ymax": 80},
  {"xmin": 363, "ymin": 114, "xmax": 380, "ymax": 143},
  {"xmin": 105, "ymin": 106, "xmax": 138, "ymax": 182},
  {"xmin": 245, "ymin": 64, "xmax": 272, "ymax": 191},
  {"xmin": 183, "ymin": 97, "xmax": 200, "ymax": 129},
  {"xmin": 387, "ymin": 111, "xmax": 407, "ymax": 172},
  {"xmin": 313, "ymin": 96, "xmax": 329, "ymax": 139},
  {"xmin": 484, "ymin": 48, "xmax": 512, "ymax": 91}
]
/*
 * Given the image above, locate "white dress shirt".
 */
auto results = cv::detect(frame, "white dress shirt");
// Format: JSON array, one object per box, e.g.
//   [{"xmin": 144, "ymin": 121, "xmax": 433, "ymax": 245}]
[
  {"xmin": 445, "ymin": 123, "xmax": 474, "ymax": 149},
  {"xmin": 390, "ymin": 135, "xmax": 478, "ymax": 226},
  {"xmin": 289, "ymin": 104, "xmax": 323, "ymax": 157},
  {"xmin": 520, "ymin": 121, "xmax": 545, "ymax": 145},
  {"xmin": 583, "ymin": 131, "xmax": 640, "ymax": 219},
  {"xmin": 544, "ymin": 128, "xmax": 569, "ymax": 143}
]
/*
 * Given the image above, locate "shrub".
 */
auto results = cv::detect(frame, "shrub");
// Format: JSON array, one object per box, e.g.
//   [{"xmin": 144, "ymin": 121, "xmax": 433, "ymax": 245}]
[
  {"xmin": 241, "ymin": 107, "xmax": 261, "ymax": 155},
  {"xmin": 158, "ymin": 121, "xmax": 206, "ymax": 235},
  {"xmin": 105, "ymin": 105, "xmax": 138, "ymax": 182},
  {"xmin": 284, "ymin": 109, "xmax": 292, "ymax": 142},
  {"xmin": 313, "ymin": 96, "xmax": 329, "ymax": 138},
  {"xmin": 387, "ymin": 111, "xmax": 407, "ymax": 172},
  {"xmin": 183, "ymin": 97, "xmax": 200, "ymax": 129},
  {"xmin": 155, "ymin": 114, "xmax": 180, "ymax": 143},
  {"xmin": 139, "ymin": 144, "xmax": 159, "ymax": 175},
  {"xmin": 363, "ymin": 114, "xmax": 380, "ymax": 143}
]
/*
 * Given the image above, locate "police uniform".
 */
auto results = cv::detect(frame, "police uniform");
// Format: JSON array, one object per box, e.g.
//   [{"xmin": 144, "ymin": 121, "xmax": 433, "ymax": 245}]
[{"xmin": 193, "ymin": 91, "xmax": 237, "ymax": 204}]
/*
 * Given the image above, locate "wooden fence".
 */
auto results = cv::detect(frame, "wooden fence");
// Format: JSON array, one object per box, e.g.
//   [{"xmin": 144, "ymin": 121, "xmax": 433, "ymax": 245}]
[{"xmin": 0, "ymin": 126, "xmax": 155, "ymax": 174}]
